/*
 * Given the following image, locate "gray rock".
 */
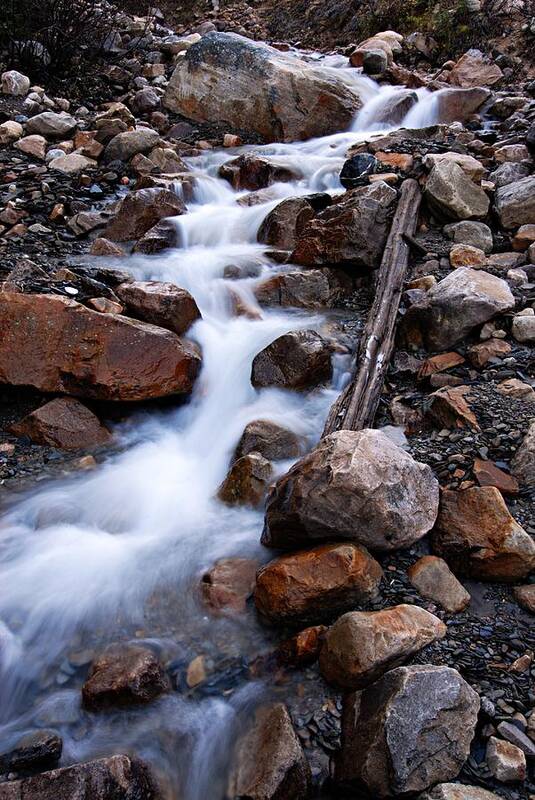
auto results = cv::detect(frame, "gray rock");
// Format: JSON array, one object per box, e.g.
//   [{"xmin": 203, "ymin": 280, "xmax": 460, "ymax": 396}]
[
  {"xmin": 489, "ymin": 161, "xmax": 530, "ymax": 189},
  {"xmin": 425, "ymin": 161, "xmax": 489, "ymax": 220},
  {"xmin": 443, "ymin": 220, "xmax": 493, "ymax": 253},
  {"xmin": 407, "ymin": 556, "xmax": 471, "ymax": 613},
  {"xmin": 251, "ymin": 330, "xmax": 332, "ymax": 390},
  {"xmin": 497, "ymin": 721, "xmax": 535, "ymax": 757},
  {"xmin": 496, "ymin": 176, "xmax": 535, "ymax": 228},
  {"xmin": 512, "ymin": 421, "xmax": 535, "ymax": 488},
  {"xmin": 104, "ymin": 127, "xmax": 160, "ymax": 162},
  {"xmin": 1, "ymin": 70, "xmax": 30, "ymax": 96},
  {"xmin": 0, "ymin": 730, "xmax": 62, "ymax": 773},
  {"xmin": 234, "ymin": 420, "xmax": 302, "ymax": 462},
  {"xmin": 418, "ymin": 784, "xmax": 503, "ymax": 800},
  {"xmin": 25, "ymin": 111, "xmax": 77, "ymax": 138},
  {"xmin": 486, "ymin": 736, "xmax": 526, "ymax": 782}
]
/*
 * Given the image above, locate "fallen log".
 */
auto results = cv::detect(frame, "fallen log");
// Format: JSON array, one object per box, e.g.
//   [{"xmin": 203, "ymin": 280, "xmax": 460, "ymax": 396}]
[{"xmin": 323, "ymin": 178, "xmax": 422, "ymax": 435}]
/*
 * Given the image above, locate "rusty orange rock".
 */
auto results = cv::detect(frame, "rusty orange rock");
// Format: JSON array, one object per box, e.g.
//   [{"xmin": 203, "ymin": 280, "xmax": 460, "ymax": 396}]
[{"xmin": 428, "ymin": 385, "xmax": 480, "ymax": 430}]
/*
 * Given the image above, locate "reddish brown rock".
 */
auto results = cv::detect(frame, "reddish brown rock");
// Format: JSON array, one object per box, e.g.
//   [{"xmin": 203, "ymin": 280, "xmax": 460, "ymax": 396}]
[
  {"xmin": 234, "ymin": 419, "xmax": 302, "ymax": 462},
  {"xmin": 467, "ymin": 339, "xmax": 511, "ymax": 367},
  {"xmin": 218, "ymin": 452, "xmax": 273, "ymax": 507},
  {"xmin": 251, "ymin": 330, "xmax": 332, "ymax": 390},
  {"xmin": 428, "ymin": 385, "xmax": 480, "ymax": 430},
  {"xmin": 87, "ymin": 297, "xmax": 124, "ymax": 314},
  {"xmin": 418, "ymin": 352, "xmax": 465, "ymax": 379},
  {"xmin": 104, "ymin": 189, "xmax": 185, "ymax": 242},
  {"xmin": 257, "ymin": 198, "xmax": 315, "ymax": 249},
  {"xmin": 473, "ymin": 458, "xmax": 519, "ymax": 495},
  {"xmin": 0, "ymin": 292, "xmax": 200, "ymax": 401},
  {"xmin": 513, "ymin": 585, "xmax": 535, "ymax": 614},
  {"xmin": 10, "ymin": 398, "xmax": 111, "ymax": 451},
  {"xmin": 219, "ymin": 155, "xmax": 297, "ymax": 190},
  {"xmin": 435, "ymin": 87, "xmax": 491, "ymax": 123},
  {"xmin": 254, "ymin": 269, "xmax": 353, "ymax": 310},
  {"xmin": 448, "ymin": 50, "xmax": 503, "ymax": 88},
  {"xmin": 82, "ymin": 645, "xmax": 169, "ymax": 711},
  {"xmin": 407, "ymin": 555, "xmax": 471, "ymax": 613},
  {"xmin": 277, "ymin": 626, "xmax": 327, "ymax": 667},
  {"xmin": 89, "ymin": 237, "xmax": 125, "ymax": 257},
  {"xmin": 116, "ymin": 281, "xmax": 200, "ymax": 335},
  {"xmin": 431, "ymin": 487, "xmax": 535, "ymax": 581},
  {"xmin": 254, "ymin": 543, "xmax": 383, "ymax": 625},
  {"xmin": 201, "ymin": 557, "xmax": 259, "ymax": 613},
  {"xmin": 133, "ymin": 219, "xmax": 178, "ymax": 254}
]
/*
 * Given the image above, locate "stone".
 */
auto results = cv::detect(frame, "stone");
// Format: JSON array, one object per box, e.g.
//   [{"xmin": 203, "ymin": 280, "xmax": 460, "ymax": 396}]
[
  {"xmin": 254, "ymin": 543, "xmax": 383, "ymax": 626},
  {"xmin": 164, "ymin": 32, "xmax": 361, "ymax": 142},
  {"xmin": 234, "ymin": 420, "xmax": 301, "ymax": 462},
  {"xmin": 277, "ymin": 626, "xmax": 327, "ymax": 667},
  {"xmin": 449, "ymin": 244, "xmax": 487, "ymax": 268},
  {"xmin": 262, "ymin": 429, "xmax": 439, "ymax": 552},
  {"xmin": 435, "ymin": 87, "xmax": 490, "ymax": 124},
  {"xmin": 88, "ymin": 298, "xmax": 124, "ymax": 314},
  {"xmin": 14, "ymin": 134, "xmax": 46, "ymax": 160},
  {"xmin": 10, "ymin": 398, "xmax": 111, "ymax": 451},
  {"xmin": 425, "ymin": 161, "xmax": 489, "ymax": 221},
  {"xmin": 407, "ymin": 556, "xmax": 471, "ymax": 613},
  {"xmin": 228, "ymin": 703, "xmax": 310, "ymax": 800},
  {"xmin": 444, "ymin": 220, "xmax": 493, "ymax": 253},
  {"xmin": 201, "ymin": 557, "xmax": 259, "ymax": 613},
  {"xmin": 0, "ymin": 120, "xmax": 23, "ymax": 145},
  {"xmin": 219, "ymin": 155, "xmax": 297, "ymax": 190},
  {"xmin": 473, "ymin": 458, "xmax": 519, "ymax": 495},
  {"xmin": 486, "ymin": 736, "xmax": 526, "ymax": 782},
  {"xmin": 0, "ymin": 755, "xmax": 156, "ymax": 800},
  {"xmin": 104, "ymin": 127, "xmax": 160, "ymax": 162},
  {"xmin": 82, "ymin": 645, "xmax": 168, "ymax": 710},
  {"xmin": 0, "ymin": 292, "xmax": 200, "ymax": 402},
  {"xmin": 251, "ymin": 330, "xmax": 332, "ymax": 390},
  {"xmin": 497, "ymin": 378, "xmax": 535, "ymax": 401},
  {"xmin": 495, "ymin": 144, "xmax": 530, "ymax": 163},
  {"xmin": 428, "ymin": 385, "xmax": 479, "ymax": 430},
  {"xmin": 339, "ymin": 153, "xmax": 378, "ymax": 188},
  {"xmin": 254, "ymin": 269, "xmax": 352, "ymax": 310},
  {"xmin": 511, "ymin": 421, "xmax": 535, "ymax": 488},
  {"xmin": 319, "ymin": 604, "xmax": 445, "ymax": 690},
  {"xmin": 497, "ymin": 721, "xmax": 535, "ymax": 757},
  {"xmin": 1, "ymin": 70, "xmax": 30, "ymax": 96},
  {"xmin": 496, "ymin": 176, "xmax": 535, "ymax": 228},
  {"xmin": 257, "ymin": 198, "xmax": 315, "ymax": 249},
  {"xmin": 431, "ymin": 486, "xmax": 535, "ymax": 582},
  {"xmin": 90, "ymin": 237, "xmax": 125, "ymax": 257},
  {"xmin": 419, "ymin": 784, "xmax": 503, "ymax": 800},
  {"xmin": 512, "ymin": 224, "xmax": 535, "ymax": 251},
  {"xmin": 104, "ymin": 189, "xmax": 185, "ymax": 242},
  {"xmin": 490, "ymin": 161, "xmax": 530, "ymax": 189},
  {"xmin": 336, "ymin": 665, "xmax": 479, "ymax": 797},
  {"xmin": 512, "ymin": 311, "xmax": 535, "ymax": 343},
  {"xmin": 132, "ymin": 88, "xmax": 160, "ymax": 115},
  {"xmin": 49, "ymin": 153, "xmax": 97, "ymax": 174},
  {"xmin": 116, "ymin": 281, "xmax": 200, "ymax": 335},
  {"xmin": 467, "ymin": 339, "xmax": 511, "ymax": 367},
  {"xmin": 0, "ymin": 730, "xmax": 62, "ymax": 773},
  {"xmin": 418, "ymin": 352, "xmax": 465, "ymax": 378},
  {"xmin": 26, "ymin": 111, "xmax": 77, "ymax": 138},
  {"xmin": 425, "ymin": 152, "xmax": 486, "ymax": 181},
  {"xmin": 218, "ymin": 452, "xmax": 273, "ymax": 507},
  {"xmin": 514, "ymin": 585, "xmax": 535, "ymax": 614},
  {"xmin": 133, "ymin": 220, "xmax": 178, "ymax": 254},
  {"xmin": 448, "ymin": 49, "xmax": 503, "ymax": 88},
  {"xmin": 147, "ymin": 147, "xmax": 188, "ymax": 174}
]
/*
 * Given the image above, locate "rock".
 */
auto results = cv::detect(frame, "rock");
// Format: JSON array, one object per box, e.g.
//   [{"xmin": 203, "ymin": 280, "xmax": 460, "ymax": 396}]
[
  {"xmin": 201, "ymin": 557, "xmax": 259, "ymax": 613},
  {"xmin": 320, "ymin": 604, "xmax": 445, "ymax": 690},
  {"xmin": 0, "ymin": 120, "xmax": 23, "ymax": 145},
  {"xmin": 251, "ymin": 330, "xmax": 332, "ymax": 390},
  {"xmin": 0, "ymin": 292, "xmax": 200, "ymax": 402},
  {"xmin": 116, "ymin": 281, "xmax": 200, "ymax": 335},
  {"xmin": 254, "ymin": 543, "xmax": 383, "ymax": 625},
  {"xmin": 133, "ymin": 220, "xmax": 178, "ymax": 254},
  {"xmin": 277, "ymin": 626, "xmax": 327, "ymax": 667},
  {"xmin": 164, "ymin": 32, "xmax": 361, "ymax": 142},
  {"xmin": 408, "ymin": 556, "xmax": 471, "ymax": 613},
  {"xmin": 467, "ymin": 339, "xmax": 511, "ymax": 367},
  {"xmin": 218, "ymin": 452, "xmax": 273, "ymax": 507},
  {"xmin": 0, "ymin": 730, "xmax": 62, "ymax": 773},
  {"xmin": 88, "ymin": 298, "xmax": 124, "ymax": 315},
  {"xmin": 104, "ymin": 127, "xmax": 160, "ymax": 162},
  {"xmin": 401, "ymin": 268, "xmax": 514, "ymax": 351},
  {"xmin": 1, "ymin": 70, "xmax": 30, "ymax": 96},
  {"xmin": 14, "ymin": 135, "xmax": 46, "ymax": 160},
  {"xmin": 497, "ymin": 378, "xmax": 535, "ymax": 401},
  {"xmin": 10, "ymin": 398, "xmax": 111, "ymax": 451},
  {"xmin": 449, "ymin": 244, "xmax": 486, "ymax": 268},
  {"xmin": 254, "ymin": 268, "xmax": 352, "ymax": 310},
  {"xmin": 425, "ymin": 161, "xmax": 489, "ymax": 221},
  {"xmin": 428, "ymin": 385, "xmax": 479, "ymax": 430},
  {"xmin": 513, "ymin": 584, "xmax": 535, "ymax": 614},
  {"xmin": 436, "ymin": 87, "xmax": 490, "ymax": 123},
  {"xmin": 473, "ymin": 458, "xmax": 519, "ymax": 495},
  {"xmin": 339, "ymin": 153, "xmax": 378, "ymax": 189},
  {"xmin": 257, "ymin": 198, "xmax": 315, "ymax": 249},
  {"xmin": 49, "ymin": 153, "xmax": 97, "ymax": 174},
  {"xmin": 425, "ymin": 152, "xmax": 486, "ymax": 182},
  {"xmin": 490, "ymin": 161, "xmax": 530, "ymax": 189},
  {"xmin": 336, "ymin": 665, "xmax": 479, "ymax": 797},
  {"xmin": 262, "ymin": 429, "xmax": 439, "ymax": 552},
  {"xmin": 104, "ymin": 189, "xmax": 185, "ymax": 242},
  {"xmin": 90, "ymin": 237, "xmax": 126, "ymax": 257},
  {"xmin": 511, "ymin": 421, "xmax": 535, "ymax": 487},
  {"xmin": 82, "ymin": 644, "xmax": 169, "ymax": 711},
  {"xmin": 292, "ymin": 183, "xmax": 396, "ymax": 269},
  {"xmin": 512, "ymin": 224, "xmax": 535, "ymax": 251},
  {"xmin": 431, "ymin": 486, "xmax": 535, "ymax": 581},
  {"xmin": 418, "ymin": 352, "xmax": 465, "ymax": 378},
  {"xmin": 234, "ymin": 419, "xmax": 301, "ymax": 462},
  {"xmin": 26, "ymin": 111, "xmax": 77, "ymax": 138},
  {"xmin": 228, "ymin": 703, "xmax": 310, "ymax": 800},
  {"xmin": 495, "ymin": 144, "xmax": 530, "ymax": 163},
  {"xmin": 419, "ymin": 784, "xmax": 503, "ymax": 800},
  {"xmin": 486, "ymin": 736, "xmax": 526, "ymax": 782},
  {"xmin": 444, "ymin": 220, "xmax": 493, "ymax": 253},
  {"xmin": 512, "ymin": 309, "xmax": 535, "ymax": 343},
  {"xmin": 496, "ymin": 176, "xmax": 535, "ymax": 228},
  {"xmin": 220, "ymin": 155, "xmax": 298, "ymax": 190},
  {"xmin": 497, "ymin": 721, "xmax": 535, "ymax": 757},
  {"xmin": 448, "ymin": 49, "xmax": 503, "ymax": 88},
  {"xmin": 0, "ymin": 755, "xmax": 156, "ymax": 800},
  {"xmin": 132, "ymin": 88, "xmax": 161, "ymax": 115}
]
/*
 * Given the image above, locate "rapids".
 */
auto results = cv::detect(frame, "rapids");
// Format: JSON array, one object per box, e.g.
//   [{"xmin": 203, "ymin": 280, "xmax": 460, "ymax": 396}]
[{"xmin": 0, "ymin": 51, "xmax": 444, "ymax": 798}]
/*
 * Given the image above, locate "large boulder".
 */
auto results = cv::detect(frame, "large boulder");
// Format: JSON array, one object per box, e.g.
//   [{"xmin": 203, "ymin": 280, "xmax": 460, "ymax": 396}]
[
  {"xmin": 336, "ymin": 665, "xmax": 480, "ymax": 797},
  {"xmin": 234, "ymin": 419, "xmax": 302, "ymax": 462},
  {"xmin": 251, "ymin": 330, "xmax": 332, "ymax": 390},
  {"xmin": 257, "ymin": 198, "xmax": 315, "ymax": 249},
  {"xmin": 319, "ymin": 604, "xmax": 446, "ymax": 689},
  {"xmin": 262, "ymin": 429, "xmax": 439, "ymax": 551},
  {"xmin": 254, "ymin": 543, "xmax": 383, "ymax": 625},
  {"xmin": 82, "ymin": 644, "xmax": 169, "ymax": 711},
  {"xmin": 103, "ymin": 127, "xmax": 160, "ymax": 162},
  {"xmin": 425, "ymin": 161, "xmax": 489, "ymax": 221},
  {"xmin": 254, "ymin": 269, "xmax": 353, "ymax": 310},
  {"xmin": 104, "ymin": 189, "xmax": 185, "ymax": 242},
  {"xmin": 227, "ymin": 703, "xmax": 310, "ymax": 800},
  {"xmin": 401, "ymin": 268, "xmax": 515, "ymax": 351},
  {"xmin": 10, "ymin": 398, "xmax": 111, "ymax": 451},
  {"xmin": 511, "ymin": 421, "xmax": 535, "ymax": 487},
  {"xmin": 0, "ymin": 293, "xmax": 200, "ymax": 402},
  {"xmin": 431, "ymin": 487, "xmax": 535, "ymax": 581},
  {"xmin": 448, "ymin": 50, "xmax": 503, "ymax": 88},
  {"xmin": 435, "ymin": 88, "xmax": 491, "ymax": 124},
  {"xmin": 219, "ymin": 155, "xmax": 298, "ymax": 190},
  {"xmin": 495, "ymin": 176, "xmax": 535, "ymax": 228},
  {"xmin": 25, "ymin": 111, "xmax": 77, "ymax": 138},
  {"xmin": 164, "ymin": 32, "xmax": 362, "ymax": 142},
  {"xmin": 116, "ymin": 281, "xmax": 200, "ymax": 335}
]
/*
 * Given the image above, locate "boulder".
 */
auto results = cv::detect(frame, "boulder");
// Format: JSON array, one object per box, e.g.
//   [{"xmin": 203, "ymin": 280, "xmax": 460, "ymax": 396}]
[
  {"xmin": 254, "ymin": 269, "xmax": 352, "ymax": 310},
  {"xmin": 49, "ymin": 153, "xmax": 97, "ymax": 175},
  {"xmin": 164, "ymin": 32, "xmax": 361, "ymax": 142},
  {"xmin": 339, "ymin": 153, "xmax": 378, "ymax": 189},
  {"xmin": 251, "ymin": 330, "xmax": 332, "ymax": 390},
  {"xmin": 489, "ymin": 161, "xmax": 530, "ymax": 189},
  {"xmin": 82, "ymin": 645, "xmax": 169, "ymax": 711},
  {"xmin": 425, "ymin": 152, "xmax": 486, "ymax": 182},
  {"xmin": 444, "ymin": 221, "xmax": 493, "ymax": 253},
  {"xmin": 511, "ymin": 421, "xmax": 535, "ymax": 488},
  {"xmin": 217, "ymin": 452, "xmax": 273, "ymax": 507},
  {"xmin": 1, "ymin": 70, "xmax": 30, "ymax": 96},
  {"xmin": 201, "ymin": 557, "xmax": 259, "ymax": 613},
  {"xmin": 0, "ymin": 730, "xmax": 62, "ymax": 773},
  {"xmin": 320, "ymin": 604, "xmax": 445, "ymax": 689},
  {"xmin": 496, "ymin": 176, "xmax": 535, "ymax": 228},
  {"xmin": 234, "ymin": 419, "xmax": 301, "ymax": 462},
  {"xmin": 512, "ymin": 309, "xmax": 535, "ymax": 343},
  {"xmin": 227, "ymin": 703, "xmax": 310, "ymax": 800},
  {"xmin": 0, "ymin": 120, "xmax": 23, "ymax": 145},
  {"xmin": 219, "ymin": 155, "xmax": 298, "ymax": 190},
  {"xmin": 0, "ymin": 292, "xmax": 200, "ymax": 402},
  {"xmin": 257, "ymin": 198, "xmax": 315, "ymax": 249},
  {"xmin": 116, "ymin": 281, "xmax": 200, "ymax": 335},
  {"xmin": 10, "ymin": 398, "xmax": 111, "ymax": 451},
  {"xmin": 25, "ymin": 111, "xmax": 77, "ymax": 138},
  {"xmin": 431, "ymin": 487, "xmax": 535, "ymax": 581},
  {"xmin": 254, "ymin": 543, "xmax": 383, "ymax": 625},
  {"xmin": 407, "ymin": 556, "xmax": 471, "ymax": 613},
  {"xmin": 427, "ymin": 385, "xmax": 479, "ymax": 430},
  {"xmin": 425, "ymin": 161, "xmax": 489, "ymax": 221},
  {"xmin": 486, "ymin": 736, "xmax": 526, "ymax": 783},
  {"xmin": 418, "ymin": 784, "xmax": 503, "ymax": 800},
  {"xmin": 133, "ymin": 220, "xmax": 178, "ymax": 254},
  {"xmin": 514, "ymin": 584, "xmax": 535, "ymax": 614},
  {"xmin": 336, "ymin": 665, "xmax": 480, "ymax": 797},
  {"xmin": 448, "ymin": 50, "xmax": 503, "ymax": 88},
  {"xmin": 435, "ymin": 87, "xmax": 490, "ymax": 124},
  {"xmin": 262, "ymin": 429, "xmax": 439, "ymax": 551},
  {"xmin": 104, "ymin": 189, "xmax": 185, "ymax": 242},
  {"xmin": 104, "ymin": 127, "xmax": 160, "ymax": 163}
]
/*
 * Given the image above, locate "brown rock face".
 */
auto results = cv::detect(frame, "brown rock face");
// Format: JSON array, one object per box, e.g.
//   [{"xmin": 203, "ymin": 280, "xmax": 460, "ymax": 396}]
[
  {"xmin": 133, "ymin": 220, "xmax": 178, "ymax": 254},
  {"xmin": 337, "ymin": 665, "xmax": 480, "ymax": 798},
  {"xmin": 219, "ymin": 155, "xmax": 298, "ymax": 190},
  {"xmin": 218, "ymin": 452, "xmax": 273, "ymax": 507},
  {"xmin": 473, "ymin": 458, "xmax": 519, "ymax": 495},
  {"xmin": 201, "ymin": 557, "xmax": 259, "ymax": 613},
  {"xmin": 257, "ymin": 198, "xmax": 315, "ymax": 249},
  {"xmin": 428, "ymin": 385, "xmax": 480, "ymax": 430},
  {"xmin": 251, "ymin": 330, "xmax": 332, "ymax": 390},
  {"xmin": 0, "ymin": 293, "xmax": 200, "ymax": 402},
  {"xmin": 467, "ymin": 339, "xmax": 511, "ymax": 368},
  {"xmin": 104, "ymin": 189, "xmax": 185, "ymax": 242},
  {"xmin": 407, "ymin": 556, "xmax": 471, "ymax": 613},
  {"xmin": 319, "ymin": 604, "xmax": 446, "ymax": 689},
  {"xmin": 431, "ymin": 487, "xmax": 535, "ymax": 581},
  {"xmin": 448, "ymin": 50, "xmax": 503, "ymax": 88},
  {"xmin": 10, "ymin": 398, "xmax": 111, "ymax": 451},
  {"xmin": 435, "ymin": 87, "xmax": 491, "ymax": 123},
  {"xmin": 254, "ymin": 269, "xmax": 353, "ymax": 310},
  {"xmin": 254, "ymin": 543, "xmax": 383, "ymax": 625},
  {"xmin": 234, "ymin": 419, "xmax": 302, "ymax": 462},
  {"xmin": 227, "ymin": 703, "xmax": 311, "ymax": 800},
  {"xmin": 277, "ymin": 626, "xmax": 327, "ymax": 667},
  {"xmin": 263, "ymin": 429, "xmax": 439, "ymax": 552},
  {"xmin": 82, "ymin": 645, "xmax": 169, "ymax": 711},
  {"xmin": 116, "ymin": 281, "xmax": 200, "ymax": 336}
]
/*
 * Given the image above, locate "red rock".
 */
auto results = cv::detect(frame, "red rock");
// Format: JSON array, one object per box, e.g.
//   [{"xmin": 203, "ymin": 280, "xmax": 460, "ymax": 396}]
[
  {"xmin": 428, "ymin": 385, "xmax": 480, "ymax": 430},
  {"xmin": 277, "ymin": 626, "xmax": 327, "ymax": 667},
  {"xmin": 201, "ymin": 557, "xmax": 259, "ymax": 613},
  {"xmin": 82, "ymin": 645, "xmax": 169, "ymax": 711},
  {"xmin": 10, "ymin": 398, "xmax": 111, "ymax": 451},
  {"xmin": 219, "ymin": 154, "xmax": 297, "ymax": 190},
  {"xmin": 513, "ymin": 585, "xmax": 535, "ymax": 614},
  {"xmin": 467, "ymin": 339, "xmax": 511, "ymax": 367},
  {"xmin": 87, "ymin": 297, "xmax": 124, "ymax": 314},
  {"xmin": 104, "ymin": 188, "xmax": 185, "ymax": 242},
  {"xmin": 418, "ymin": 352, "xmax": 465, "ymax": 379},
  {"xmin": 218, "ymin": 452, "xmax": 273, "ymax": 507},
  {"xmin": 473, "ymin": 458, "xmax": 519, "ymax": 495},
  {"xmin": 116, "ymin": 281, "xmax": 200, "ymax": 335}
]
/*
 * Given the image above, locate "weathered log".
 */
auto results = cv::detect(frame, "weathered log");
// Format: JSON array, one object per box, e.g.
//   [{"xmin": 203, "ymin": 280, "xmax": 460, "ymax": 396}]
[{"xmin": 323, "ymin": 178, "xmax": 422, "ymax": 435}]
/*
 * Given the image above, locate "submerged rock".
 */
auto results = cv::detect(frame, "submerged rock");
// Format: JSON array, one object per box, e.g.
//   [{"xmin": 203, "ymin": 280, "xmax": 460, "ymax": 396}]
[{"xmin": 82, "ymin": 645, "xmax": 169, "ymax": 711}]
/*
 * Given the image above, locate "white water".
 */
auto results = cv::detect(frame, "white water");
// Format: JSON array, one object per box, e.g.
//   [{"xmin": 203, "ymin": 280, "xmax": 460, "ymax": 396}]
[{"xmin": 0, "ymin": 54, "xmax": 443, "ymax": 798}]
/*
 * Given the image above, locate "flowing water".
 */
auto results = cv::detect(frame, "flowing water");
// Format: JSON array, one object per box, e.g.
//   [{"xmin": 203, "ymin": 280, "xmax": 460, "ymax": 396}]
[{"xmin": 0, "ymin": 53, "xmax": 445, "ymax": 797}]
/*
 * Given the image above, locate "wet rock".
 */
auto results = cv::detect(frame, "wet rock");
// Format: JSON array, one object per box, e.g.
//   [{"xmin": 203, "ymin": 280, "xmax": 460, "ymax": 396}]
[
  {"xmin": 425, "ymin": 161, "xmax": 489, "ymax": 221},
  {"xmin": 10, "ymin": 398, "xmax": 111, "ymax": 451},
  {"xmin": 164, "ymin": 32, "xmax": 361, "ymax": 142},
  {"xmin": 0, "ymin": 292, "xmax": 200, "ymax": 401},
  {"xmin": 337, "ymin": 665, "xmax": 479, "ymax": 797},
  {"xmin": 320, "ymin": 604, "xmax": 445, "ymax": 690},
  {"xmin": 486, "ymin": 736, "xmax": 526, "ymax": 782},
  {"xmin": 257, "ymin": 198, "xmax": 314, "ymax": 249},
  {"xmin": 254, "ymin": 268, "xmax": 352, "ymax": 309},
  {"xmin": 220, "ymin": 155, "xmax": 298, "ymax": 190},
  {"xmin": 419, "ymin": 784, "xmax": 503, "ymax": 800},
  {"xmin": 0, "ymin": 730, "xmax": 62, "ymax": 773},
  {"xmin": 201, "ymin": 557, "xmax": 259, "ymax": 613},
  {"xmin": 218, "ymin": 452, "xmax": 273, "ymax": 507},
  {"xmin": 26, "ymin": 111, "xmax": 77, "ymax": 138},
  {"xmin": 495, "ymin": 176, "xmax": 535, "ymax": 228},
  {"xmin": 251, "ymin": 330, "xmax": 332, "ymax": 390},
  {"xmin": 339, "ymin": 153, "xmax": 378, "ymax": 189},
  {"xmin": 513, "ymin": 585, "xmax": 535, "ymax": 614},
  {"xmin": 254, "ymin": 543, "xmax": 383, "ymax": 625},
  {"xmin": 407, "ymin": 556, "xmax": 471, "ymax": 613},
  {"xmin": 512, "ymin": 421, "xmax": 535, "ymax": 487},
  {"xmin": 133, "ymin": 220, "xmax": 178, "ymax": 254},
  {"xmin": 82, "ymin": 645, "xmax": 169, "ymax": 711},
  {"xmin": 116, "ymin": 281, "xmax": 200, "ymax": 335},
  {"xmin": 428, "ymin": 385, "xmax": 479, "ymax": 430},
  {"xmin": 262, "ymin": 429, "xmax": 439, "ymax": 551},
  {"xmin": 103, "ymin": 127, "xmax": 160, "ymax": 162},
  {"xmin": 444, "ymin": 220, "xmax": 493, "ymax": 253},
  {"xmin": 104, "ymin": 189, "xmax": 185, "ymax": 242},
  {"xmin": 1, "ymin": 70, "xmax": 30, "ymax": 96},
  {"xmin": 227, "ymin": 703, "xmax": 310, "ymax": 799},
  {"xmin": 436, "ymin": 87, "xmax": 490, "ymax": 124},
  {"xmin": 448, "ymin": 49, "xmax": 503, "ymax": 87},
  {"xmin": 431, "ymin": 486, "xmax": 535, "ymax": 582},
  {"xmin": 234, "ymin": 419, "xmax": 301, "ymax": 462},
  {"xmin": 277, "ymin": 625, "xmax": 327, "ymax": 667}
]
